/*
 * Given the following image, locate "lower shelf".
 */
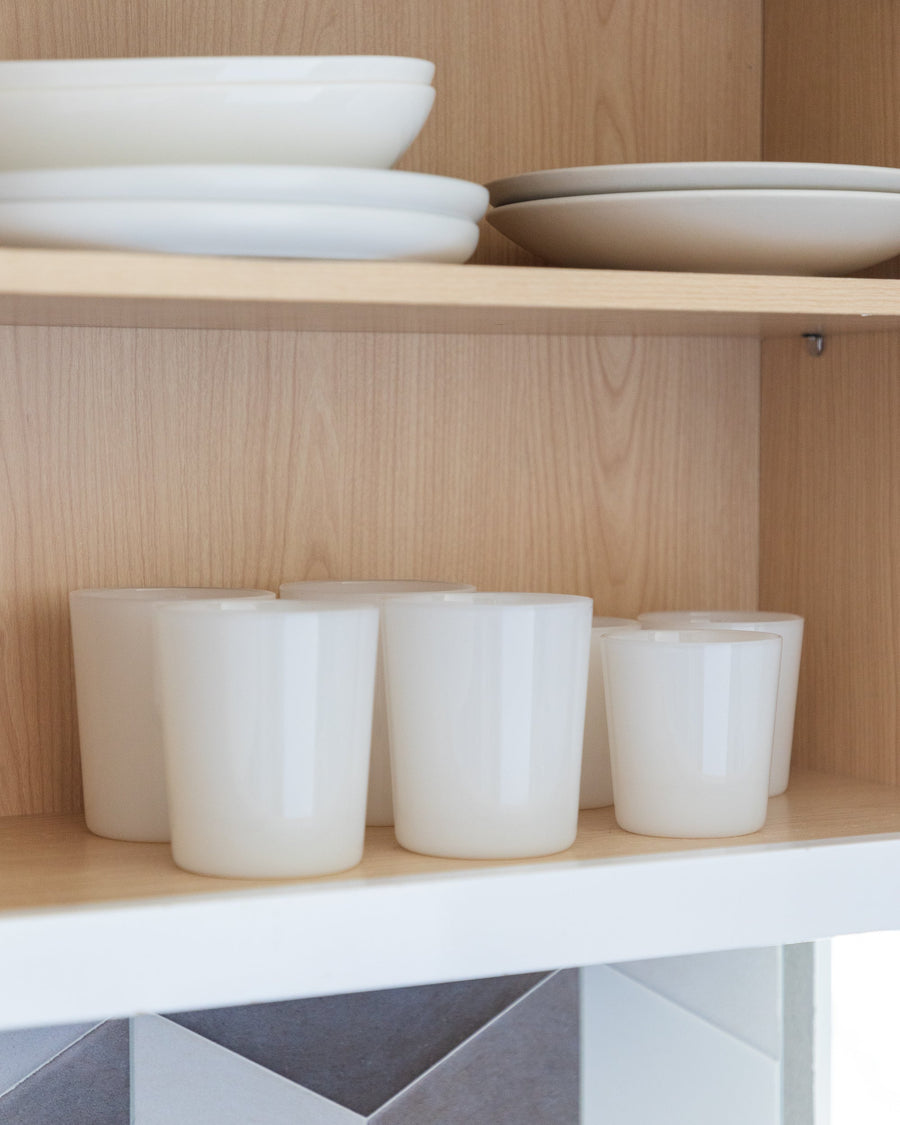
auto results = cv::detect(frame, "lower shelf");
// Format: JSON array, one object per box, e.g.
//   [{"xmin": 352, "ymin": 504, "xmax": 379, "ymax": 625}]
[{"xmin": 3, "ymin": 769, "xmax": 900, "ymax": 1031}]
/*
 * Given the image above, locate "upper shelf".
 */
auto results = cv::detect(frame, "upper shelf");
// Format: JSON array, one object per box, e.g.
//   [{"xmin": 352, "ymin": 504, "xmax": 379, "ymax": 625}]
[
  {"xmin": 4, "ymin": 769, "xmax": 900, "ymax": 1031},
  {"xmin": 3, "ymin": 247, "xmax": 900, "ymax": 336}
]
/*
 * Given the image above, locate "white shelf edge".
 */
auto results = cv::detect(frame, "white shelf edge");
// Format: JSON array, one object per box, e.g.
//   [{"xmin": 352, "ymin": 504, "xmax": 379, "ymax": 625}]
[{"xmin": 3, "ymin": 831, "xmax": 899, "ymax": 1031}]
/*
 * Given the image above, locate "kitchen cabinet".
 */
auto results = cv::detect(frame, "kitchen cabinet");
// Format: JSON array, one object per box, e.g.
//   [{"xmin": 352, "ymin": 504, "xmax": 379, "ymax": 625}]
[{"xmin": 1, "ymin": 0, "xmax": 899, "ymax": 1032}]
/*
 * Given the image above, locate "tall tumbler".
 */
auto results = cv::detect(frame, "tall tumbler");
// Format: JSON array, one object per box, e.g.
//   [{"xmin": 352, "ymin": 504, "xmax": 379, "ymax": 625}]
[
  {"xmin": 580, "ymin": 615, "xmax": 640, "ymax": 808},
  {"xmin": 603, "ymin": 629, "xmax": 782, "ymax": 838},
  {"xmin": 69, "ymin": 586, "xmax": 275, "ymax": 842},
  {"xmin": 383, "ymin": 592, "xmax": 593, "ymax": 859},
  {"xmin": 278, "ymin": 579, "xmax": 475, "ymax": 826},
  {"xmin": 155, "ymin": 599, "xmax": 379, "ymax": 878},
  {"xmin": 637, "ymin": 611, "xmax": 804, "ymax": 795}
]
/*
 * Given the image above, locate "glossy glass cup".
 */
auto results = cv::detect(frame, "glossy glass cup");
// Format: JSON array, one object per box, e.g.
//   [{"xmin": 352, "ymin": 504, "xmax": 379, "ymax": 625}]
[
  {"xmin": 69, "ymin": 586, "xmax": 275, "ymax": 842},
  {"xmin": 637, "ymin": 611, "xmax": 804, "ymax": 795},
  {"xmin": 154, "ymin": 600, "xmax": 379, "ymax": 878},
  {"xmin": 278, "ymin": 579, "xmax": 475, "ymax": 826},
  {"xmin": 383, "ymin": 592, "xmax": 593, "ymax": 859},
  {"xmin": 580, "ymin": 616, "xmax": 640, "ymax": 808},
  {"xmin": 602, "ymin": 629, "xmax": 782, "ymax": 838}
]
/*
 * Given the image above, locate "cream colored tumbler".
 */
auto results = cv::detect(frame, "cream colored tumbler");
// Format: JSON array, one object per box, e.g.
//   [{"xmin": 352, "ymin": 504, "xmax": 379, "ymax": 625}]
[
  {"xmin": 69, "ymin": 586, "xmax": 274, "ymax": 842},
  {"xmin": 603, "ymin": 629, "xmax": 782, "ymax": 838},
  {"xmin": 155, "ymin": 600, "xmax": 379, "ymax": 878},
  {"xmin": 383, "ymin": 592, "xmax": 593, "ymax": 859},
  {"xmin": 637, "ymin": 611, "xmax": 804, "ymax": 795}
]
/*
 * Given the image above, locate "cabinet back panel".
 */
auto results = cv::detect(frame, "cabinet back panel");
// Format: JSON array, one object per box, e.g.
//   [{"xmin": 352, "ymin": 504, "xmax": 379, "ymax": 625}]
[
  {"xmin": 761, "ymin": 335, "xmax": 900, "ymax": 784},
  {"xmin": 763, "ymin": 0, "xmax": 900, "ymax": 279},
  {"xmin": 0, "ymin": 0, "xmax": 762, "ymax": 263},
  {"xmin": 762, "ymin": 0, "xmax": 900, "ymax": 782},
  {"xmin": 0, "ymin": 328, "xmax": 758, "ymax": 814}
]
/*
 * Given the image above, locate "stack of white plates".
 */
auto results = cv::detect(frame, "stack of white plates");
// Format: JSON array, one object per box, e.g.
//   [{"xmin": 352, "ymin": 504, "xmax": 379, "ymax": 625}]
[
  {"xmin": 0, "ymin": 56, "xmax": 489, "ymax": 260},
  {"xmin": 485, "ymin": 162, "xmax": 900, "ymax": 275}
]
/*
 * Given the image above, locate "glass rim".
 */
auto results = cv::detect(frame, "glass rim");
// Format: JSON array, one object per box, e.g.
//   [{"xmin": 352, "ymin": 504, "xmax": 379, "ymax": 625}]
[
  {"xmin": 637, "ymin": 609, "xmax": 803, "ymax": 625},
  {"xmin": 155, "ymin": 598, "xmax": 380, "ymax": 616},
  {"xmin": 606, "ymin": 627, "xmax": 784, "ymax": 646},
  {"xmin": 279, "ymin": 579, "xmax": 475, "ymax": 597},
  {"xmin": 69, "ymin": 587, "xmax": 274, "ymax": 601},
  {"xmin": 383, "ymin": 591, "xmax": 592, "ymax": 609}
]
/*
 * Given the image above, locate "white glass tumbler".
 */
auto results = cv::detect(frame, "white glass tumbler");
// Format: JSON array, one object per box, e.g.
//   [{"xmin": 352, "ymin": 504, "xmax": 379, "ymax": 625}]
[
  {"xmin": 637, "ymin": 611, "xmax": 804, "ymax": 795},
  {"xmin": 383, "ymin": 592, "xmax": 593, "ymax": 859},
  {"xmin": 278, "ymin": 579, "xmax": 475, "ymax": 827},
  {"xmin": 580, "ymin": 616, "xmax": 640, "ymax": 808},
  {"xmin": 602, "ymin": 629, "xmax": 782, "ymax": 838},
  {"xmin": 154, "ymin": 600, "xmax": 379, "ymax": 878},
  {"xmin": 69, "ymin": 586, "xmax": 275, "ymax": 842}
]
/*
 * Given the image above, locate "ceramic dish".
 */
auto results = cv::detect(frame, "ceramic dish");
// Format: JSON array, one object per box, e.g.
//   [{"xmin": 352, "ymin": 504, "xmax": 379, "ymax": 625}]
[
  {"xmin": 486, "ymin": 188, "xmax": 900, "ymax": 274},
  {"xmin": 0, "ymin": 199, "xmax": 480, "ymax": 260},
  {"xmin": 0, "ymin": 165, "xmax": 489, "ymax": 221},
  {"xmin": 0, "ymin": 83, "xmax": 436, "ymax": 170},
  {"xmin": 487, "ymin": 160, "xmax": 900, "ymax": 207},
  {"xmin": 0, "ymin": 56, "xmax": 436, "ymax": 86}
]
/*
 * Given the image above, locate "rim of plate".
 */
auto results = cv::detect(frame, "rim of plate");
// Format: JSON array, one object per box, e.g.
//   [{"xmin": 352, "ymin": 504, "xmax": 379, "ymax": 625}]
[
  {"xmin": 0, "ymin": 166, "xmax": 490, "ymax": 221},
  {"xmin": 0, "ymin": 55, "xmax": 436, "ymax": 87},
  {"xmin": 487, "ymin": 160, "xmax": 900, "ymax": 207}
]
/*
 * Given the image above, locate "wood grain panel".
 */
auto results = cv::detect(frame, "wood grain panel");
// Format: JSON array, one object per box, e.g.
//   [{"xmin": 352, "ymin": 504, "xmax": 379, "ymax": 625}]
[
  {"xmin": 760, "ymin": 334, "xmax": 900, "ymax": 784},
  {"xmin": 763, "ymin": 0, "xmax": 900, "ymax": 278},
  {"xmin": 0, "ymin": 327, "xmax": 758, "ymax": 814},
  {"xmin": 5, "ymin": 251, "xmax": 900, "ymax": 337},
  {"xmin": 764, "ymin": 0, "xmax": 900, "ymax": 167},
  {"xmin": 0, "ymin": 0, "xmax": 763, "ymax": 263}
]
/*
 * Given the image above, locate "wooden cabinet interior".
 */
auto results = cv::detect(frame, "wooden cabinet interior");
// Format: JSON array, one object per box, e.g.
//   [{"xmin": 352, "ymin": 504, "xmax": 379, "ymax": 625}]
[{"xmin": 0, "ymin": 0, "xmax": 894, "ymax": 818}]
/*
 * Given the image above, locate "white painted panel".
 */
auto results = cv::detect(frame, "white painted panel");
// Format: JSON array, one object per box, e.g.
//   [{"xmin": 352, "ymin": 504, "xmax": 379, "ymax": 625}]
[
  {"xmin": 3, "ymin": 834, "xmax": 900, "ymax": 1031},
  {"xmin": 0, "ymin": 1021, "xmax": 97, "ymax": 1095},
  {"xmin": 613, "ymin": 946, "xmax": 782, "ymax": 1057},
  {"xmin": 581, "ymin": 965, "xmax": 781, "ymax": 1125},
  {"xmin": 830, "ymin": 932, "xmax": 900, "ymax": 1125},
  {"xmin": 132, "ymin": 1014, "xmax": 365, "ymax": 1125}
]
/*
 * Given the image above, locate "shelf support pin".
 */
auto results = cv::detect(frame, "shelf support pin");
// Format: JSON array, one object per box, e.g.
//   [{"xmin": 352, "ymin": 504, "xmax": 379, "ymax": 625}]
[{"xmin": 802, "ymin": 332, "xmax": 825, "ymax": 357}]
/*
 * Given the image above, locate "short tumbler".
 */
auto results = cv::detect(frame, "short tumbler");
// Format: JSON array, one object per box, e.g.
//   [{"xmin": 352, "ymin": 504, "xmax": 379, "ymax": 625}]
[
  {"xmin": 637, "ymin": 610, "xmax": 803, "ymax": 795},
  {"xmin": 69, "ymin": 586, "xmax": 274, "ymax": 842},
  {"xmin": 603, "ymin": 629, "xmax": 782, "ymax": 838},
  {"xmin": 580, "ymin": 615, "xmax": 640, "ymax": 808},
  {"xmin": 155, "ymin": 599, "xmax": 379, "ymax": 878},
  {"xmin": 278, "ymin": 579, "xmax": 475, "ymax": 827},
  {"xmin": 383, "ymin": 592, "xmax": 593, "ymax": 859}
]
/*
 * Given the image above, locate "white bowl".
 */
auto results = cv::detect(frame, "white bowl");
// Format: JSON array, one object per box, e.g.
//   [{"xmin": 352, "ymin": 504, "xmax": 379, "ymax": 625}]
[
  {"xmin": 486, "ymin": 188, "xmax": 900, "ymax": 275},
  {"xmin": 0, "ymin": 82, "xmax": 436, "ymax": 170},
  {"xmin": 0, "ymin": 199, "xmax": 481, "ymax": 261},
  {"xmin": 0, "ymin": 55, "xmax": 435, "ymax": 87},
  {"xmin": 487, "ymin": 160, "xmax": 900, "ymax": 207},
  {"xmin": 0, "ymin": 165, "xmax": 489, "ymax": 221}
]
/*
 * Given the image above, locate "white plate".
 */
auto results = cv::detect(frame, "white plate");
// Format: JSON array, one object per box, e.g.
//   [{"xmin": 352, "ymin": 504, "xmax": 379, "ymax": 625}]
[
  {"xmin": 0, "ymin": 56, "xmax": 435, "ymax": 87},
  {"xmin": 487, "ymin": 161, "xmax": 900, "ymax": 207},
  {"xmin": 485, "ymin": 189, "xmax": 900, "ymax": 275},
  {"xmin": 0, "ymin": 200, "xmax": 480, "ymax": 261},
  {"xmin": 0, "ymin": 166, "xmax": 489, "ymax": 221}
]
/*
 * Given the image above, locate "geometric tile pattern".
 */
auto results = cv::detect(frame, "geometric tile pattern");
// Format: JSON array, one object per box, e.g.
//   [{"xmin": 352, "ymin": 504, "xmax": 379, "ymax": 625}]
[
  {"xmin": 0, "ymin": 1020, "xmax": 129, "ymax": 1125},
  {"xmin": 0, "ymin": 971, "xmax": 579, "ymax": 1124},
  {"xmin": 166, "ymin": 970, "xmax": 552, "ymax": 1116}
]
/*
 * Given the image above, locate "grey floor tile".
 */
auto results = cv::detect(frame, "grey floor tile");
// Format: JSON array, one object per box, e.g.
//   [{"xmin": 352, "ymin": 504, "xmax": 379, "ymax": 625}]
[
  {"xmin": 168, "ymin": 970, "xmax": 549, "ymax": 1116},
  {"xmin": 369, "ymin": 969, "xmax": 579, "ymax": 1125},
  {"xmin": 0, "ymin": 1020, "xmax": 129, "ymax": 1125},
  {"xmin": 0, "ymin": 1022, "xmax": 97, "ymax": 1096}
]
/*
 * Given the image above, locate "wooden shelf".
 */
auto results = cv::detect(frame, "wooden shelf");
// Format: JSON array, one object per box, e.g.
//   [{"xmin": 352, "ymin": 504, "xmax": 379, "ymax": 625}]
[
  {"xmin": 4, "ymin": 769, "xmax": 900, "ymax": 1031},
  {"xmin": 2, "ymin": 247, "xmax": 900, "ymax": 335}
]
